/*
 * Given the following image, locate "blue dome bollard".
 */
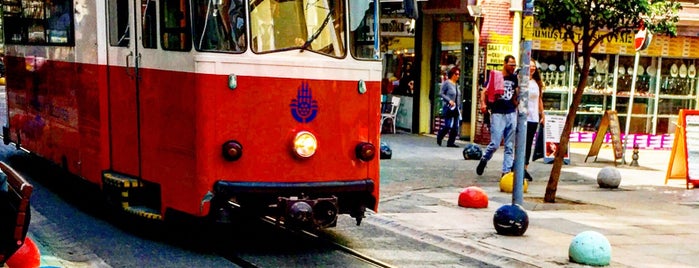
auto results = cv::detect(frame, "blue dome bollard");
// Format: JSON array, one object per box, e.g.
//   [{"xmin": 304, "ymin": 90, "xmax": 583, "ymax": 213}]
[
  {"xmin": 493, "ymin": 204, "xmax": 529, "ymax": 236},
  {"xmin": 569, "ymin": 231, "xmax": 612, "ymax": 266}
]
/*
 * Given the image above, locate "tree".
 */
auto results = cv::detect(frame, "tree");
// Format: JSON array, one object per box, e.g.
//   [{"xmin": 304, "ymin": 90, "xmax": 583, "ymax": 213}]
[{"xmin": 534, "ymin": 0, "xmax": 682, "ymax": 202}]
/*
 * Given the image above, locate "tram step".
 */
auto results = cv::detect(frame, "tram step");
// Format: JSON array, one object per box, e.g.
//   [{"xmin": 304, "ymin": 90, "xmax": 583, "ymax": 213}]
[
  {"xmin": 103, "ymin": 172, "xmax": 144, "ymax": 188},
  {"xmin": 102, "ymin": 171, "xmax": 163, "ymax": 220},
  {"xmin": 124, "ymin": 206, "xmax": 163, "ymax": 220}
]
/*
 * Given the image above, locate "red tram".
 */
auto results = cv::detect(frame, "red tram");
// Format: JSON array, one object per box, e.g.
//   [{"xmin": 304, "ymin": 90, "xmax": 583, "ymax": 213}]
[{"xmin": 2, "ymin": 0, "xmax": 383, "ymax": 228}]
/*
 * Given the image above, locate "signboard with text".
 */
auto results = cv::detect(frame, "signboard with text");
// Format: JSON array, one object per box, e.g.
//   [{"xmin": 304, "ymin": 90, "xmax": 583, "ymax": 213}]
[
  {"xmin": 486, "ymin": 44, "xmax": 512, "ymax": 65},
  {"xmin": 666, "ymin": 109, "xmax": 699, "ymax": 189},
  {"xmin": 586, "ymin": 110, "xmax": 623, "ymax": 165},
  {"xmin": 543, "ymin": 113, "xmax": 570, "ymax": 164}
]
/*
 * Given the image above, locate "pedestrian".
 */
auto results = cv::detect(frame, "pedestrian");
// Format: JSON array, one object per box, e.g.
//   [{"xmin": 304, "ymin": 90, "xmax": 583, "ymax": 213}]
[
  {"xmin": 524, "ymin": 59, "xmax": 545, "ymax": 181},
  {"xmin": 477, "ymin": 55, "xmax": 519, "ymax": 177},
  {"xmin": 436, "ymin": 66, "xmax": 461, "ymax": 147}
]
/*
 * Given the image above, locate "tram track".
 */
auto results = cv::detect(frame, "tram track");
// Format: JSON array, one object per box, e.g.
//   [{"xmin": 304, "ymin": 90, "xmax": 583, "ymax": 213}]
[
  {"xmin": 220, "ymin": 215, "xmax": 395, "ymax": 268},
  {"xmin": 260, "ymin": 216, "xmax": 395, "ymax": 268}
]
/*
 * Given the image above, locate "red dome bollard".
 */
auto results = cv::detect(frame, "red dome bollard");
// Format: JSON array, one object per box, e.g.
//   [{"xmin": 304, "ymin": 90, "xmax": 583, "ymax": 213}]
[
  {"xmin": 458, "ymin": 186, "xmax": 488, "ymax": 208},
  {"xmin": 6, "ymin": 237, "xmax": 41, "ymax": 268}
]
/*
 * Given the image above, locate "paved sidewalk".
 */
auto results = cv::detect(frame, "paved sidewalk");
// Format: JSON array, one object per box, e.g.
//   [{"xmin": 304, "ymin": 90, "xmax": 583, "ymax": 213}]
[{"xmin": 371, "ymin": 133, "xmax": 699, "ymax": 267}]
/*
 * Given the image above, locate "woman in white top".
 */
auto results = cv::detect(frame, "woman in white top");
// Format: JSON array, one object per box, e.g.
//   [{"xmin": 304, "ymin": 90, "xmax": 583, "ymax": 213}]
[{"xmin": 525, "ymin": 60, "xmax": 545, "ymax": 180}]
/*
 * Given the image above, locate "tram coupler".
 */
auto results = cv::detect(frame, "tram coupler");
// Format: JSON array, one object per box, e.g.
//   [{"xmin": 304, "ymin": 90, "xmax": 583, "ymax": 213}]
[{"xmin": 278, "ymin": 196, "xmax": 338, "ymax": 229}]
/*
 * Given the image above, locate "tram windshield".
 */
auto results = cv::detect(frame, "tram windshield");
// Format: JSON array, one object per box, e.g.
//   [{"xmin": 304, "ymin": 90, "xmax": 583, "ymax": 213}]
[
  {"xmin": 249, "ymin": 0, "xmax": 345, "ymax": 56},
  {"xmin": 192, "ymin": 0, "xmax": 346, "ymax": 57}
]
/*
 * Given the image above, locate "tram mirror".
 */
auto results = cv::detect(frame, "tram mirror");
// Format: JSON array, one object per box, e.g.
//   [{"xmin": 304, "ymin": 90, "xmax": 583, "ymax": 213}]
[{"xmin": 229, "ymin": 74, "xmax": 238, "ymax": 89}]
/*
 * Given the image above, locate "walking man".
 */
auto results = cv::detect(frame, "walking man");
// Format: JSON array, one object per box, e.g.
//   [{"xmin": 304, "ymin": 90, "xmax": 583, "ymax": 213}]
[{"xmin": 477, "ymin": 55, "xmax": 519, "ymax": 177}]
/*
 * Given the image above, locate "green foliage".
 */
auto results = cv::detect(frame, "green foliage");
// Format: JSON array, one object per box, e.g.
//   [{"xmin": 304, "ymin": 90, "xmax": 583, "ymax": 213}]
[{"xmin": 535, "ymin": 0, "xmax": 681, "ymax": 48}]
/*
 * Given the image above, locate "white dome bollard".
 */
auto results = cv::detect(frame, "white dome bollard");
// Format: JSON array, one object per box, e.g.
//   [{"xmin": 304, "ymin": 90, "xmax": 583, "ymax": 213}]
[{"xmin": 597, "ymin": 167, "xmax": 621, "ymax": 189}]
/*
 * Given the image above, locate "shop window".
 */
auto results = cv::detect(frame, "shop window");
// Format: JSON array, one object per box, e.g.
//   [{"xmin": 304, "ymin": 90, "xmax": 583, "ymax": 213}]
[
  {"xmin": 159, "ymin": 0, "xmax": 191, "ymax": 51},
  {"xmin": 108, "ymin": 0, "xmax": 130, "ymax": 47},
  {"xmin": 2, "ymin": 0, "xmax": 73, "ymax": 45}
]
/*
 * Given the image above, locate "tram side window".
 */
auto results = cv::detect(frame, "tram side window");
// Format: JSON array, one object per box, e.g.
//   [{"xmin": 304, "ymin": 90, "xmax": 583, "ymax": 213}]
[
  {"xmin": 349, "ymin": 1, "xmax": 376, "ymax": 59},
  {"xmin": 142, "ymin": 0, "xmax": 157, "ymax": 48},
  {"xmin": 108, "ymin": 0, "xmax": 130, "ymax": 47},
  {"xmin": 1, "ymin": 0, "xmax": 74, "ymax": 45},
  {"xmin": 191, "ymin": 0, "xmax": 246, "ymax": 52},
  {"xmin": 160, "ymin": 0, "xmax": 192, "ymax": 51}
]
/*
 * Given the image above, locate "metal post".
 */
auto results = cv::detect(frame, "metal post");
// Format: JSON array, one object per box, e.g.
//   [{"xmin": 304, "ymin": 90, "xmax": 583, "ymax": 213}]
[
  {"xmin": 373, "ymin": 0, "xmax": 380, "ymax": 59},
  {"xmin": 623, "ymin": 52, "xmax": 640, "ymax": 164},
  {"xmin": 512, "ymin": 0, "xmax": 534, "ymax": 205}
]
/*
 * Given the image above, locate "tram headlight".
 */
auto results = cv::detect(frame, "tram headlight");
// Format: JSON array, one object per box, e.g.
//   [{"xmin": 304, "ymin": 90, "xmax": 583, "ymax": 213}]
[
  {"xmin": 292, "ymin": 131, "xmax": 317, "ymax": 158},
  {"xmin": 355, "ymin": 142, "xmax": 376, "ymax": 161}
]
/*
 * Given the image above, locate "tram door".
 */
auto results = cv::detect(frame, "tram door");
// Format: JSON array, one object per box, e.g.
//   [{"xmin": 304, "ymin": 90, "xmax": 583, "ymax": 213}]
[
  {"xmin": 105, "ymin": 0, "xmax": 140, "ymax": 176},
  {"xmin": 106, "ymin": 0, "xmax": 193, "ymax": 177}
]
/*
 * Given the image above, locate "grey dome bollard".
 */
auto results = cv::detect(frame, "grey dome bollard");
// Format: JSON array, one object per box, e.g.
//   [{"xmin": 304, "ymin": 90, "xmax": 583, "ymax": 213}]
[{"xmin": 597, "ymin": 167, "xmax": 621, "ymax": 188}]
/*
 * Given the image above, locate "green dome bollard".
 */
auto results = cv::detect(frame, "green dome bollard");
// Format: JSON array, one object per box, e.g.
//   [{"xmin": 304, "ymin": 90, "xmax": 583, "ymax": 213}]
[{"xmin": 569, "ymin": 231, "xmax": 612, "ymax": 266}]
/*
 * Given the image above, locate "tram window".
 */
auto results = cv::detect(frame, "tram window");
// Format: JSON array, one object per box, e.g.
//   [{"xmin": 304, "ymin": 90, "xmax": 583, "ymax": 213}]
[
  {"xmin": 108, "ymin": 0, "xmax": 130, "ymax": 47},
  {"xmin": 1, "ymin": 0, "xmax": 74, "ymax": 45},
  {"xmin": 191, "ymin": 0, "xmax": 246, "ymax": 52},
  {"xmin": 160, "ymin": 0, "xmax": 192, "ymax": 51},
  {"xmin": 142, "ymin": 0, "xmax": 157, "ymax": 48},
  {"xmin": 349, "ymin": 1, "xmax": 377, "ymax": 60},
  {"xmin": 249, "ymin": 0, "xmax": 345, "ymax": 57},
  {"xmin": 46, "ymin": 1, "xmax": 70, "ymax": 43}
]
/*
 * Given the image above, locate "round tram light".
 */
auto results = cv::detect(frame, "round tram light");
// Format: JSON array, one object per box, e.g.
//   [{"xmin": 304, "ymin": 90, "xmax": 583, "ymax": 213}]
[
  {"xmin": 221, "ymin": 140, "xmax": 243, "ymax": 161},
  {"xmin": 293, "ymin": 131, "xmax": 317, "ymax": 158},
  {"xmin": 355, "ymin": 142, "xmax": 376, "ymax": 161}
]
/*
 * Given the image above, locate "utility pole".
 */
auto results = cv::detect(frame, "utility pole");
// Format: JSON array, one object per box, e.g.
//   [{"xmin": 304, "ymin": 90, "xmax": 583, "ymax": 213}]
[{"xmin": 512, "ymin": 0, "xmax": 535, "ymax": 205}]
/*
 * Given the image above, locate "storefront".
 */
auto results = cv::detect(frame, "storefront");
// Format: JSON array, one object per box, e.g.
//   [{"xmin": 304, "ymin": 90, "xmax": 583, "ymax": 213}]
[
  {"xmin": 417, "ymin": 0, "xmax": 480, "ymax": 140},
  {"xmin": 532, "ymin": 30, "xmax": 699, "ymax": 136},
  {"xmin": 386, "ymin": 0, "xmax": 699, "ymax": 142},
  {"xmin": 379, "ymin": 1, "xmax": 420, "ymax": 133}
]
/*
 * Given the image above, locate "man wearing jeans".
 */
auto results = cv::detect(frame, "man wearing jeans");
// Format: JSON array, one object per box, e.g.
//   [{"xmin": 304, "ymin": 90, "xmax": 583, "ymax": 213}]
[{"xmin": 477, "ymin": 55, "xmax": 519, "ymax": 177}]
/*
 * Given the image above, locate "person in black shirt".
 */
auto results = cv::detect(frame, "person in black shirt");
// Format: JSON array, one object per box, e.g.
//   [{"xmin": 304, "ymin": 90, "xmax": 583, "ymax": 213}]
[{"xmin": 477, "ymin": 55, "xmax": 519, "ymax": 177}]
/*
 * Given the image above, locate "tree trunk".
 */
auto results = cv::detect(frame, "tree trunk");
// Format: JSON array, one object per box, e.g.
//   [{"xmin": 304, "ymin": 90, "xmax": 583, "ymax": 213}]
[{"xmin": 544, "ymin": 54, "xmax": 591, "ymax": 203}]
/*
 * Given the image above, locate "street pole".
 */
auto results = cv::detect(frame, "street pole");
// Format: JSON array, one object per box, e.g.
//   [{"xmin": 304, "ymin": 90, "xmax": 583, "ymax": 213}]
[
  {"xmin": 622, "ymin": 51, "xmax": 640, "ymax": 164},
  {"xmin": 623, "ymin": 25, "xmax": 651, "ymax": 164},
  {"xmin": 512, "ymin": 0, "xmax": 534, "ymax": 205}
]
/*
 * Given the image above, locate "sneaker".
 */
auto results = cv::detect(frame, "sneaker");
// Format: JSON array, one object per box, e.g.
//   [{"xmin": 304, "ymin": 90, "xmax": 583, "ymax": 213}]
[
  {"xmin": 524, "ymin": 170, "xmax": 533, "ymax": 181},
  {"xmin": 476, "ymin": 158, "xmax": 487, "ymax": 175},
  {"xmin": 446, "ymin": 144, "xmax": 460, "ymax": 148},
  {"xmin": 437, "ymin": 139, "xmax": 442, "ymax": 146}
]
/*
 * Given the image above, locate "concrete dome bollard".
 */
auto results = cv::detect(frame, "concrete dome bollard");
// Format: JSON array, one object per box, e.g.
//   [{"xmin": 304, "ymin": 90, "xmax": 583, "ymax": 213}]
[
  {"xmin": 458, "ymin": 186, "xmax": 488, "ymax": 208},
  {"xmin": 569, "ymin": 231, "xmax": 612, "ymax": 266},
  {"xmin": 499, "ymin": 172, "xmax": 528, "ymax": 193},
  {"xmin": 597, "ymin": 167, "xmax": 621, "ymax": 188},
  {"xmin": 493, "ymin": 204, "xmax": 529, "ymax": 236}
]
